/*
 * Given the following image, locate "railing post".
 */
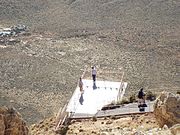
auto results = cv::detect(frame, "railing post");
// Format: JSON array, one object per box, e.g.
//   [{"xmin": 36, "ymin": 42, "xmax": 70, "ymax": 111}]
[{"xmin": 117, "ymin": 72, "xmax": 124, "ymax": 102}]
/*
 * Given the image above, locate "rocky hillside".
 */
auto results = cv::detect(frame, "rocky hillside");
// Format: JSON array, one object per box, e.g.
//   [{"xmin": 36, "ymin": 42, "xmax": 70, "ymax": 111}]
[
  {"xmin": 0, "ymin": 34, "xmax": 179, "ymax": 124},
  {"xmin": 0, "ymin": 0, "xmax": 180, "ymax": 36},
  {"xmin": 30, "ymin": 113, "xmax": 179, "ymax": 135},
  {"xmin": 0, "ymin": 0, "xmax": 179, "ymax": 125},
  {"xmin": 1, "ymin": 0, "xmax": 179, "ymax": 90},
  {"xmin": 0, "ymin": 107, "xmax": 28, "ymax": 135}
]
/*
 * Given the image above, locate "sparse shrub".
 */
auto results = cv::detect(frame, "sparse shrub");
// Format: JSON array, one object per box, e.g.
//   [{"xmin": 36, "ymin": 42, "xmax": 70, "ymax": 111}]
[
  {"xmin": 177, "ymin": 91, "xmax": 180, "ymax": 95},
  {"xmin": 110, "ymin": 100, "xmax": 116, "ymax": 105},
  {"xmin": 119, "ymin": 97, "xmax": 129, "ymax": 105},
  {"xmin": 79, "ymin": 129, "xmax": 84, "ymax": 132},
  {"xmin": 56, "ymin": 126, "xmax": 69, "ymax": 135},
  {"xmin": 106, "ymin": 120, "xmax": 113, "ymax": 124},
  {"xmin": 92, "ymin": 116, "xmax": 97, "ymax": 121},
  {"xmin": 117, "ymin": 126, "xmax": 121, "ymax": 129},
  {"xmin": 146, "ymin": 91, "xmax": 156, "ymax": 101},
  {"xmin": 110, "ymin": 115, "xmax": 116, "ymax": 120},
  {"xmin": 129, "ymin": 93, "xmax": 136, "ymax": 103},
  {"xmin": 7, "ymin": 107, "xmax": 16, "ymax": 114}
]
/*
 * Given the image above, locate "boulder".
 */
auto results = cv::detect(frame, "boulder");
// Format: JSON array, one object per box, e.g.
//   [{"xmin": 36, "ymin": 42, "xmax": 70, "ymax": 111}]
[
  {"xmin": 154, "ymin": 92, "xmax": 180, "ymax": 127},
  {"xmin": 0, "ymin": 114, "xmax": 5, "ymax": 135},
  {"xmin": 170, "ymin": 124, "xmax": 180, "ymax": 135},
  {"xmin": 0, "ymin": 106, "xmax": 29, "ymax": 135}
]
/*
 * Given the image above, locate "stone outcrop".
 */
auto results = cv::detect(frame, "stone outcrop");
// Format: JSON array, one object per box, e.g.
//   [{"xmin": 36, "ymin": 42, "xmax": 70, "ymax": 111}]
[
  {"xmin": 0, "ymin": 106, "xmax": 28, "ymax": 135},
  {"xmin": 170, "ymin": 124, "xmax": 180, "ymax": 135},
  {"xmin": 154, "ymin": 92, "xmax": 180, "ymax": 127}
]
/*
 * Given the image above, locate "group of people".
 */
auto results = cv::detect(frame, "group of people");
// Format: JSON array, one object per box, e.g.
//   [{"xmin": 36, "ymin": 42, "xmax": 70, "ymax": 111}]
[
  {"xmin": 78, "ymin": 66, "xmax": 147, "ymax": 111},
  {"xmin": 79, "ymin": 66, "xmax": 97, "ymax": 93}
]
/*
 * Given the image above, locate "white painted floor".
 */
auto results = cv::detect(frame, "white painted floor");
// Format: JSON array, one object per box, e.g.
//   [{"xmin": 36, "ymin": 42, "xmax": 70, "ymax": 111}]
[{"xmin": 66, "ymin": 79, "xmax": 128, "ymax": 115}]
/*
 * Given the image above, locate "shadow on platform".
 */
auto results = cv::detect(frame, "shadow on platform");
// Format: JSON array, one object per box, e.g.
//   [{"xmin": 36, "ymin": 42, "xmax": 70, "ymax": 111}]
[
  {"xmin": 93, "ymin": 82, "xmax": 97, "ymax": 90},
  {"xmin": 79, "ymin": 93, "xmax": 84, "ymax": 105}
]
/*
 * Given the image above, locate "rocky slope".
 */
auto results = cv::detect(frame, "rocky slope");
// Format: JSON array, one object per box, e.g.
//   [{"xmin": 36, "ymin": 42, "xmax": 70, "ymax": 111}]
[
  {"xmin": 29, "ymin": 113, "xmax": 174, "ymax": 135},
  {"xmin": 0, "ymin": 107, "xmax": 28, "ymax": 135},
  {"xmin": 154, "ymin": 92, "xmax": 180, "ymax": 127}
]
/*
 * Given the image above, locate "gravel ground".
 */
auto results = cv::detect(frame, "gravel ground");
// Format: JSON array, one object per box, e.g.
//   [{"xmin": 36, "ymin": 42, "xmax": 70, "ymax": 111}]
[
  {"xmin": 0, "ymin": 34, "xmax": 179, "ymax": 124},
  {"xmin": 0, "ymin": 0, "xmax": 179, "ymax": 125}
]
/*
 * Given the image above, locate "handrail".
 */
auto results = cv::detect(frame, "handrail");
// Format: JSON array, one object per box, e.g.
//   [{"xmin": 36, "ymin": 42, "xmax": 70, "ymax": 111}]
[
  {"xmin": 117, "ymin": 72, "xmax": 124, "ymax": 101},
  {"xmin": 54, "ymin": 103, "xmax": 68, "ymax": 130}
]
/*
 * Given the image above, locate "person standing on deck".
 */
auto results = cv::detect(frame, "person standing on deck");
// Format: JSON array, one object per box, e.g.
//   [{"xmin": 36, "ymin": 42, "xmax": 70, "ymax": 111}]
[
  {"xmin": 138, "ymin": 88, "xmax": 145, "ymax": 101},
  {"xmin": 92, "ymin": 66, "xmax": 97, "ymax": 82},
  {"xmin": 79, "ymin": 77, "xmax": 83, "ymax": 93}
]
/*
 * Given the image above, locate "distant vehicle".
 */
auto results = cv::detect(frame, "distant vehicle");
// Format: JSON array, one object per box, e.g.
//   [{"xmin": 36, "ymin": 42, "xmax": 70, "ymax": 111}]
[
  {"xmin": 0, "ymin": 24, "xmax": 29, "ymax": 37},
  {"xmin": 11, "ymin": 25, "xmax": 28, "ymax": 34},
  {"xmin": 0, "ymin": 31, "xmax": 13, "ymax": 37}
]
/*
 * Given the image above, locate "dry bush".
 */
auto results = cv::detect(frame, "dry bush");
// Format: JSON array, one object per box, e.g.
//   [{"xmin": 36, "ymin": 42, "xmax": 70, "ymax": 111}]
[
  {"xmin": 145, "ymin": 91, "xmax": 156, "ymax": 101},
  {"xmin": 56, "ymin": 126, "xmax": 69, "ymax": 135},
  {"xmin": 129, "ymin": 93, "xmax": 137, "ymax": 103},
  {"xmin": 177, "ymin": 91, "xmax": 180, "ymax": 95},
  {"xmin": 110, "ymin": 100, "xmax": 116, "ymax": 105},
  {"xmin": 92, "ymin": 116, "xmax": 97, "ymax": 122},
  {"xmin": 110, "ymin": 115, "xmax": 116, "ymax": 120},
  {"xmin": 119, "ymin": 97, "xmax": 129, "ymax": 105}
]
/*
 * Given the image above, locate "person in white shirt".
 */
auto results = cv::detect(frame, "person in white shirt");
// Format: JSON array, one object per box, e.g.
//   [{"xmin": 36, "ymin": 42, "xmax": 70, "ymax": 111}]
[{"xmin": 92, "ymin": 66, "xmax": 97, "ymax": 82}]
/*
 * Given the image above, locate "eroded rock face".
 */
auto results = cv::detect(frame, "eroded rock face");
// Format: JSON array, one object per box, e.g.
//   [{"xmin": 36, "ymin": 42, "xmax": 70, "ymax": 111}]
[
  {"xmin": 170, "ymin": 124, "xmax": 180, "ymax": 135},
  {"xmin": 0, "ymin": 107, "xmax": 29, "ymax": 135},
  {"xmin": 154, "ymin": 92, "xmax": 180, "ymax": 127}
]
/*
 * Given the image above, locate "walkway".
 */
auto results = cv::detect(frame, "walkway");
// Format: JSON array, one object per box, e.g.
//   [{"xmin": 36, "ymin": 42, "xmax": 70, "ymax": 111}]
[{"xmin": 70, "ymin": 100, "xmax": 154, "ymax": 119}]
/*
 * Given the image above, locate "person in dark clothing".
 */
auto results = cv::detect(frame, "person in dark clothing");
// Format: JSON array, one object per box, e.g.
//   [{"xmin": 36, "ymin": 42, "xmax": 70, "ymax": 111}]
[
  {"xmin": 138, "ymin": 88, "xmax": 145, "ymax": 99},
  {"xmin": 92, "ymin": 66, "xmax": 96, "ymax": 82},
  {"xmin": 138, "ymin": 88, "xmax": 147, "ymax": 111}
]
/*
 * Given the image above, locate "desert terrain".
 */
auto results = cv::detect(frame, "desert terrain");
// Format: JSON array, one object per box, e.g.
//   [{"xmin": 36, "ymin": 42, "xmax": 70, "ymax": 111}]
[{"xmin": 0, "ymin": 0, "xmax": 179, "ymax": 125}]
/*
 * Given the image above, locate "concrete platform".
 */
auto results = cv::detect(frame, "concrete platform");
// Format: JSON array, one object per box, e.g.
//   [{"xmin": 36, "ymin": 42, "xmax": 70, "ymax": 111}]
[{"xmin": 66, "ymin": 79, "xmax": 128, "ymax": 116}]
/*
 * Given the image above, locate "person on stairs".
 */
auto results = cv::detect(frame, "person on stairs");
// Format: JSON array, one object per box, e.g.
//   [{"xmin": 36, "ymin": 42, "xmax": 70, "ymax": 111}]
[{"xmin": 138, "ymin": 88, "xmax": 147, "ymax": 111}]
